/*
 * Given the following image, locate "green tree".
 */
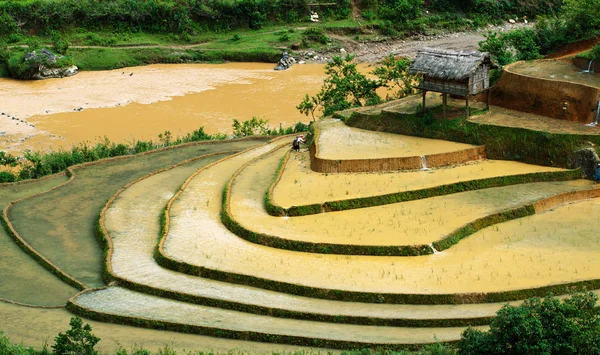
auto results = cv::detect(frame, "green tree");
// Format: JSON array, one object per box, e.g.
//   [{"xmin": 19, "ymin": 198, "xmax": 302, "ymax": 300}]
[
  {"xmin": 52, "ymin": 316, "xmax": 100, "ymax": 355},
  {"xmin": 51, "ymin": 31, "xmax": 69, "ymax": 55},
  {"xmin": 371, "ymin": 53, "xmax": 416, "ymax": 100},
  {"xmin": 298, "ymin": 55, "xmax": 381, "ymax": 118},
  {"xmin": 478, "ymin": 31, "xmax": 513, "ymax": 65},
  {"xmin": 459, "ymin": 293, "xmax": 600, "ymax": 355},
  {"xmin": 296, "ymin": 93, "xmax": 324, "ymax": 121},
  {"xmin": 563, "ymin": 0, "xmax": 600, "ymax": 38},
  {"xmin": 232, "ymin": 117, "xmax": 270, "ymax": 137}
]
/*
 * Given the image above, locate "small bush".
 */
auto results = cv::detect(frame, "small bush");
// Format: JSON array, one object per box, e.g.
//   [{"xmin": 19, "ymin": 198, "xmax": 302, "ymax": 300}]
[
  {"xmin": 0, "ymin": 12, "xmax": 17, "ymax": 35},
  {"xmin": 278, "ymin": 33, "xmax": 290, "ymax": 42},
  {"xmin": 302, "ymin": 28, "xmax": 328, "ymax": 45},
  {"xmin": 0, "ymin": 171, "xmax": 16, "ymax": 182},
  {"xmin": 459, "ymin": 293, "xmax": 600, "ymax": 355},
  {"xmin": 52, "ymin": 316, "xmax": 100, "ymax": 355},
  {"xmin": 591, "ymin": 45, "xmax": 600, "ymax": 60},
  {"xmin": 7, "ymin": 33, "xmax": 21, "ymax": 44}
]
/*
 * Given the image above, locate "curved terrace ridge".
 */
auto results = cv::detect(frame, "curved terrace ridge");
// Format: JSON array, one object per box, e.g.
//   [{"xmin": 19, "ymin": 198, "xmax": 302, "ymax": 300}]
[
  {"xmin": 224, "ymin": 144, "xmax": 597, "ymax": 255},
  {"xmin": 159, "ymin": 136, "xmax": 600, "ymax": 303},
  {"xmin": 266, "ymin": 150, "xmax": 578, "ymax": 217},
  {"xmin": 96, "ymin": 139, "xmax": 507, "ymax": 329},
  {"xmin": 68, "ymin": 287, "xmax": 481, "ymax": 350}
]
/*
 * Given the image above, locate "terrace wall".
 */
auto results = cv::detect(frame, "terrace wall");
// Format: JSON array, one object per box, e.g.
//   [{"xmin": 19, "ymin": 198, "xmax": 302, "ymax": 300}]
[
  {"xmin": 310, "ymin": 122, "xmax": 486, "ymax": 173},
  {"xmin": 490, "ymin": 60, "xmax": 600, "ymax": 123}
]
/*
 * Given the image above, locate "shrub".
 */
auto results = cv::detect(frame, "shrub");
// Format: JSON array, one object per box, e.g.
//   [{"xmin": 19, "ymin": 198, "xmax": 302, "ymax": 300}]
[
  {"xmin": 0, "ymin": 151, "xmax": 17, "ymax": 166},
  {"xmin": 232, "ymin": 117, "xmax": 270, "ymax": 137},
  {"xmin": 7, "ymin": 33, "xmax": 21, "ymax": 44},
  {"xmin": 302, "ymin": 28, "xmax": 328, "ymax": 45},
  {"xmin": 0, "ymin": 12, "xmax": 17, "ymax": 35},
  {"xmin": 563, "ymin": 0, "xmax": 600, "ymax": 40},
  {"xmin": 52, "ymin": 316, "xmax": 100, "ymax": 355},
  {"xmin": 458, "ymin": 293, "xmax": 600, "ymax": 355},
  {"xmin": 591, "ymin": 45, "xmax": 600, "ymax": 60},
  {"xmin": 278, "ymin": 33, "xmax": 290, "ymax": 42},
  {"xmin": 0, "ymin": 171, "xmax": 16, "ymax": 182},
  {"xmin": 379, "ymin": 0, "xmax": 424, "ymax": 23}
]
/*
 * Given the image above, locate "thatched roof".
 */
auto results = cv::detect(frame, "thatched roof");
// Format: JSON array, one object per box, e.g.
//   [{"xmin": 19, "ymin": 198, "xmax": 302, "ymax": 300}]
[{"xmin": 408, "ymin": 48, "xmax": 497, "ymax": 81}]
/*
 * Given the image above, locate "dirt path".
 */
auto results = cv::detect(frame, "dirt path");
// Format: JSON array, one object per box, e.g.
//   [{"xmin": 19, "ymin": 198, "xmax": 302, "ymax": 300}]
[{"xmin": 330, "ymin": 22, "xmax": 531, "ymax": 63}]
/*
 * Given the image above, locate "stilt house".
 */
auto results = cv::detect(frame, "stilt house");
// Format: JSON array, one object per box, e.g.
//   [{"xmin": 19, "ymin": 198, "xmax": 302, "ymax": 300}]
[{"xmin": 408, "ymin": 48, "xmax": 497, "ymax": 117}]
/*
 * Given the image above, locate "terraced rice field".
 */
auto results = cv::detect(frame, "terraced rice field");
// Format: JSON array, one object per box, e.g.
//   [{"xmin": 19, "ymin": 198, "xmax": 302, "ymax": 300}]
[
  {"xmin": 271, "ymin": 152, "xmax": 566, "ymax": 208},
  {"xmin": 4, "ymin": 116, "xmax": 600, "ymax": 351},
  {"xmin": 318, "ymin": 119, "xmax": 476, "ymax": 160}
]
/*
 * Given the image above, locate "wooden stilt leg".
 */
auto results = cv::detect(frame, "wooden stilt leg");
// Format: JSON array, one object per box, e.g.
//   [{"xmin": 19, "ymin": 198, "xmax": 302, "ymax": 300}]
[
  {"xmin": 443, "ymin": 93, "xmax": 447, "ymax": 119},
  {"xmin": 466, "ymin": 95, "xmax": 470, "ymax": 117},
  {"xmin": 422, "ymin": 90, "xmax": 426, "ymax": 114}
]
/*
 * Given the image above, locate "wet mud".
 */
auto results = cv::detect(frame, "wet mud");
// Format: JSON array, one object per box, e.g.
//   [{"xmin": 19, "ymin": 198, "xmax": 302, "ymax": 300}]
[{"xmin": 273, "ymin": 151, "xmax": 566, "ymax": 208}]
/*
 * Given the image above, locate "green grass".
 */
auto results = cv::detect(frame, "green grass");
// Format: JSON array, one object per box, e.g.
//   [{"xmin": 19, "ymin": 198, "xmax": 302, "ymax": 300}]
[{"xmin": 6, "ymin": 140, "xmax": 265, "ymax": 288}]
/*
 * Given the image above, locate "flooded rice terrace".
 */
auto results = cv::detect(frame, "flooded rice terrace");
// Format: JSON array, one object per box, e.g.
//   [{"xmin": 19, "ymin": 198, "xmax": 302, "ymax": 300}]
[
  {"xmin": 510, "ymin": 59, "xmax": 600, "ymax": 88},
  {"xmin": 0, "ymin": 63, "xmax": 326, "ymax": 154}
]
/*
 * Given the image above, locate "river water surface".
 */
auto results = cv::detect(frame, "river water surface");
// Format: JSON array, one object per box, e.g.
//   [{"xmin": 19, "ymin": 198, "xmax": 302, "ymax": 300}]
[{"xmin": 0, "ymin": 63, "xmax": 327, "ymax": 154}]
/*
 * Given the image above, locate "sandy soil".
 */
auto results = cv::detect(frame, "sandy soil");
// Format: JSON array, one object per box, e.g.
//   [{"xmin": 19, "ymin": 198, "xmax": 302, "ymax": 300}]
[
  {"xmin": 232, "ymin": 147, "xmax": 594, "ymax": 246},
  {"xmin": 0, "ymin": 302, "xmax": 318, "ymax": 354},
  {"xmin": 103, "ymin": 147, "xmax": 520, "ymax": 322}
]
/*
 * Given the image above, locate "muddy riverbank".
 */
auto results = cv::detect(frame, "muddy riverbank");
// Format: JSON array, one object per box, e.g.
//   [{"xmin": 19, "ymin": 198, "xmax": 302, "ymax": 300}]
[{"xmin": 0, "ymin": 63, "xmax": 325, "ymax": 154}]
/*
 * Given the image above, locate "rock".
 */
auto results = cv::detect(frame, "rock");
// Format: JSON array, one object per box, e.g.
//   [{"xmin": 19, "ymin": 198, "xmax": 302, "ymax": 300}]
[
  {"xmin": 274, "ymin": 51, "xmax": 296, "ymax": 71},
  {"xmin": 568, "ymin": 147, "xmax": 600, "ymax": 179},
  {"xmin": 21, "ymin": 49, "xmax": 79, "ymax": 80},
  {"xmin": 509, "ymin": 19, "xmax": 516, "ymax": 24}
]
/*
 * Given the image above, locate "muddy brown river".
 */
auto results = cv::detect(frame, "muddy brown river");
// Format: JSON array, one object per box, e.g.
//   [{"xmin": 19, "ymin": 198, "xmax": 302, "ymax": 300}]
[{"xmin": 0, "ymin": 63, "xmax": 328, "ymax": 154}]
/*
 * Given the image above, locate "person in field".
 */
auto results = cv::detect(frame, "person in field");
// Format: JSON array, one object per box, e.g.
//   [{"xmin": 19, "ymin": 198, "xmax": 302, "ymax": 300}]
[{"xmin": 292, "ymin": 135, "xmax": 305, "ymax": 152}]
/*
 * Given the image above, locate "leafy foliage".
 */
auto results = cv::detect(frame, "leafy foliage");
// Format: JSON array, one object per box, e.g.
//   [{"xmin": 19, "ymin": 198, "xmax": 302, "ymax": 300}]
[
  {"xmin": 459, "ymin": 293, "xmax": 600, "ymax": 355},
  {"xmin": 52, "ymin": 317, "xmax": 100, "ymax": 355},
  {"xmin": 232, "ymin": 117, "xmax": 270, "ymax": 137},
  {"xmin": 298, "ymin": 54, "xmax": 416, "ymax": 119},
  {"xmin": 563, "ymin": 0, "xmax": 600, "ymax": 40},
  {"xmin": 371, "ymin": 53, "xmax": 417, "ymax": 100},
  {"xmin": 378, "ymin": 0, "xmax": 424, "ymax": 23}
]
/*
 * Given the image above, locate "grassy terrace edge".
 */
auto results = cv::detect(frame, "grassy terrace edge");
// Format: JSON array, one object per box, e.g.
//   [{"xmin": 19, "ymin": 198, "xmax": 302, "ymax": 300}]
[
  {"xmin": 224, "ymin": 153, "xmax": 590, "ymax": 256},
  {"xmin": 265, "ymin": 149, "xmax": 584, "ymax": 218},
  {"xmin": 89, "ymin": 138, "xmax": 495, "ymax": 327},
  {"xmin": 65, "ymin": 289, "xmax": 455, "ymax": 351},
  {"xmin": 155, "ymin": 145, "xmax": 600, "ymax": 304}
]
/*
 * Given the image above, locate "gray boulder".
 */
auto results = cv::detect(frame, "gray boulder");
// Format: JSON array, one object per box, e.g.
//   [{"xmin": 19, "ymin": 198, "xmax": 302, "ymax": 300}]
[
  {"xmin": 274, "ymin": 51, "xmax": 296, "ymax": 71},
  {"xmin": 567, "ymin": 147, "xmax": 600, "ymax": 179},
  {"xmin": 23, "ymin": 49, "xmax": 78, "ymax": 80}
]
